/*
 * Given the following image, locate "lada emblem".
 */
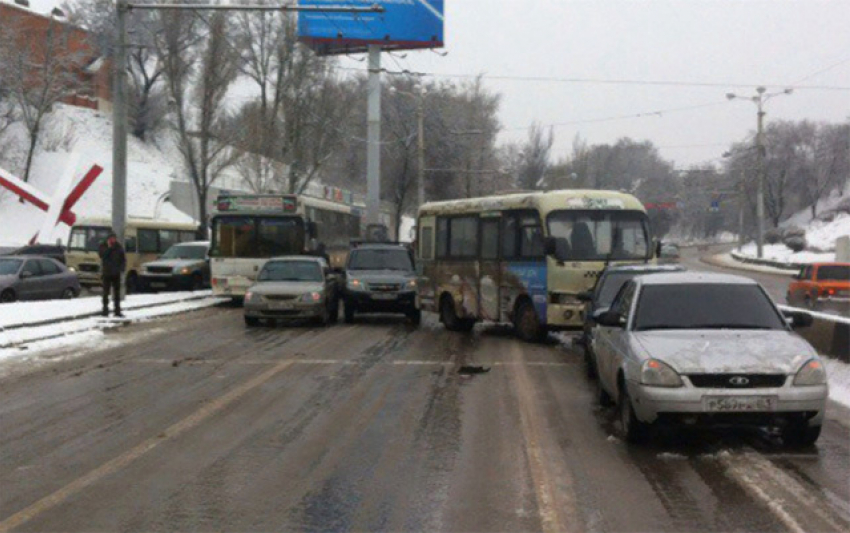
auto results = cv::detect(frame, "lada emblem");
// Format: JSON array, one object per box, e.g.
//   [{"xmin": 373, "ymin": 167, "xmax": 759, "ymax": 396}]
[{"xmin": 728, "ymin": 376, "xmax": 750, "ymax": 386}]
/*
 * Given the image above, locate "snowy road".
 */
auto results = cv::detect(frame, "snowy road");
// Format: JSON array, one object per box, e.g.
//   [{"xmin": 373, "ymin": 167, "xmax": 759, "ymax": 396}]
[{"xmin": 1, "ymin": 304, "xmax": 849, "ymax": 532}]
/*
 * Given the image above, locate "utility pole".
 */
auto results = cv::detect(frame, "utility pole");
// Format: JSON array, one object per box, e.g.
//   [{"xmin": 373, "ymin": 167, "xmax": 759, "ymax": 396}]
[
  {"xmin": 738, "ymin": 175, "xmax": 745, "ymax": 251},
  {"xmin": 366, "ymin": 45, "xmax": 381, "ymax": 227},
  {"xmin": 416, "ymin": 93, "xmax": 425, "ymax": 207},
  {"xmin": 726, "ymin": 86, "xmax": 793, "ymax": 259},
  {"xmin": 111, "ymin": 0, "xmax": 129, "ymax": 243}
]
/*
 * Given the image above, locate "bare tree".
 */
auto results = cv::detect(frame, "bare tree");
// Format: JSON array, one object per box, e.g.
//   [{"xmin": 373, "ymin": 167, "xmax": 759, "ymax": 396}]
[
  {"xmin": 515, "ymin": 123, "xmax": 554, "ymax": 190},
  {"xmin": 0, "ymin": 12, "xmax": 86, "ymax": 182},
  {"xmin": 159, "ymin": 11, "xmax": 239, "ymax": 236}
]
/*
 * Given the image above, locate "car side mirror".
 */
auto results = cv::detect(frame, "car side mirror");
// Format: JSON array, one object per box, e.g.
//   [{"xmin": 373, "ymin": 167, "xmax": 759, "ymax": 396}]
[
  {"xmin": 596, "ymin": 309, "xmax": 626, "ymax": 328},
  {"xmin": 783, "ymin": 310, "xmax": 813, "ymax": 329},
  {"xmin": 544, "ymin": 236, "xmax": 557, "ymax": 257},
  {"xmin": 576, "ymin": 290, "xmax": 593, "ymax": 303}
]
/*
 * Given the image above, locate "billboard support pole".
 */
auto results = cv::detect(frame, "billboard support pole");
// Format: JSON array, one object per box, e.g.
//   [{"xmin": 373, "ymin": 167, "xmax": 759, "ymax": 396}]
[{"xmin": 366, "ymin": 45, "xmax": 381, "ymax": 226}]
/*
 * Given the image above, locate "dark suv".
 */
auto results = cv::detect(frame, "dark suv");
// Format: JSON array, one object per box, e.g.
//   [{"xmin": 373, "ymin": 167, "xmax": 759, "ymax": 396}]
[{"xmin": 342, "ymin": 243, "xmax": 421, "ymax": 325}]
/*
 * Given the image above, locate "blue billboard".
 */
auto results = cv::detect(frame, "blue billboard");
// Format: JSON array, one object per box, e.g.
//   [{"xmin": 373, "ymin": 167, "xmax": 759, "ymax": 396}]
[{"xmin": 298, "ymin": 0, "xmax": 444, "ymax": 55}]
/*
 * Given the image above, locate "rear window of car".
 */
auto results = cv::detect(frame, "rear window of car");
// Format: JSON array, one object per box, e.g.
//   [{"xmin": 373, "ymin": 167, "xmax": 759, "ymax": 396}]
[
  {"xmin": 817, "ymin": 265, "xmax": 850, "ymax": 281},
  {"xmin": 348, "ymin": 249, "xmax": 413, "ymax": 271},
  {"xmin": 634, "ymin": 283, "xmax": 785, "ymax": 331}
]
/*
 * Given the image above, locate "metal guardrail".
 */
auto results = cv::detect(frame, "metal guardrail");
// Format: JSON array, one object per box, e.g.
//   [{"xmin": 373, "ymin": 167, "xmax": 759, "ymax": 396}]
[{"xmin": 779, "ymin": 304, "xmax": 850, "ymax": 362}]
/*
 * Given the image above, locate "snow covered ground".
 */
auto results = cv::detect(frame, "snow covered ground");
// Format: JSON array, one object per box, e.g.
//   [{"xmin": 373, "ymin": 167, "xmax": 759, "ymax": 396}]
[
  {"xmin": 0, "ymin": 291, "xmax": 225, "ymax": 359},
  {"xmin": 734, "ymin": 243, "xmax": 836, "ymax": 265}
]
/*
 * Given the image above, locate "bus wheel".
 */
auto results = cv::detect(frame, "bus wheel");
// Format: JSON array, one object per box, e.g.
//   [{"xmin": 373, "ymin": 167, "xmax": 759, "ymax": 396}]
[
  {"xmin": 515, "ymin": 300, "xmax": 546, "ymax": 342},
  {"xmin": 440, "ymin": 295, "xmax": 474, "ymax": 332}
]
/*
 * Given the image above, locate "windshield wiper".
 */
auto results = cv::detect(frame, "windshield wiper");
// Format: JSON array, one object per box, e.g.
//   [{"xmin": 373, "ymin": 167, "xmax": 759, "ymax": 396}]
[{"xmin": 688, "ymin": 324, "xmax": 774, "ymax": 330}]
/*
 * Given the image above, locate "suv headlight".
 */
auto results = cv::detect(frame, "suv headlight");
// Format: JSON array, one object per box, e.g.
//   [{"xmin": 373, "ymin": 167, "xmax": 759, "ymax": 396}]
[
  {"xmin": 301, "ymin": 292, "xmax": 322, "ymax": 303},
  {"xmin": 640, "ymin": 359, "xmax": 683, "ymax": 388},
  {"xmin": 176, "ymin": 266, "xmax": 191, "ymax": 275},
  {"xmin": 793, "ymin": 358, "xmax": 826, "ymax": 386},
  {"xmin": 347, "ymin": 279, "xmax": 363, "ymax": 290},
  {"xmin": 405, "ymin": 279, "xmax": 417, "ymax": 290}
]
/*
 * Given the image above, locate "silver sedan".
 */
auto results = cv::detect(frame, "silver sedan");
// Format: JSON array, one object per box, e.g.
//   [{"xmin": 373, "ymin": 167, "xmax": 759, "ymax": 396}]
[
  {"xmin": 0, "ymin": 256, "xmax": 81, "ymax": 302},
  {"xmin": 591, "ymin": 271, "xmax": 827, "ymax": 446}
]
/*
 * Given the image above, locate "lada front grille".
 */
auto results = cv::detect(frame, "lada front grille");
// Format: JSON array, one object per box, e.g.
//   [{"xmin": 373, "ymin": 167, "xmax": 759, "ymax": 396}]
[{"xmin": 687, "ymin": 374, "xmax": 787, "ymax": 389}]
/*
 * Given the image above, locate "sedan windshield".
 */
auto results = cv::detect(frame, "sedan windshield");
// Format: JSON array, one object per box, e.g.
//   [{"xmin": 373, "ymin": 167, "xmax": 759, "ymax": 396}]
[
  {"xmin": 547, "ymin": 210, "xmax": 650, "ymax": 261},
  {"xmin": 634, "ymin": 284, "xmax": 786, "ymax": 331},
  {"xmin": 348, "ymin": 249, "xmax": 413, "ymax": 271},
  {"xmin": 161, "ymin": 245, "xmax": 207, "ymax": 260},
  {"xmin": 259, "ymin": 261, "xmax": 322, "ymax": 282},
  {"xmin": 818, "ymin": 265, "xmax": 850, "ymax": 281},
  {"xmin": 0, "ymin": 258, "xmax": 22, "ymax": 276}
]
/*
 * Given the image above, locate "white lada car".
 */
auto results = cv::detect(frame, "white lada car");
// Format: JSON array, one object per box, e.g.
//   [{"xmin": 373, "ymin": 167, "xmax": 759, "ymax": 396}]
[{"xmin": 591, "ymin": 272, "xmax": 827, "ymax": 446}]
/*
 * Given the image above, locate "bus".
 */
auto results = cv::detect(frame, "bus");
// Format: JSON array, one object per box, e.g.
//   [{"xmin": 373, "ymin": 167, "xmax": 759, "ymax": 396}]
[
  {"xmin": 66, "ymin": 218, "xmax": 199, "ymax": 292},
  {"xmin": 416, "ymin": 190, "xmax": 655, "ymax": 341},
  {"xmin": 209, "ymin": 193, "xmax": 361, "ymax": 299}
]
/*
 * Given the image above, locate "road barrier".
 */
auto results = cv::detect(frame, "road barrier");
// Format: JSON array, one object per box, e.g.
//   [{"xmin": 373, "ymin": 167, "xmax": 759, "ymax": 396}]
[{"xmin": 779, "ymin": 305, "xmax": 850, "ymax": 363}]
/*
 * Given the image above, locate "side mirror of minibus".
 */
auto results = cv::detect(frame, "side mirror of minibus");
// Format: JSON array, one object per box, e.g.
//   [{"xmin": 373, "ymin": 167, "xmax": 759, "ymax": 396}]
[{"xmin": 544, "ymin": 236, "xmax": 557, "ymax": 257}]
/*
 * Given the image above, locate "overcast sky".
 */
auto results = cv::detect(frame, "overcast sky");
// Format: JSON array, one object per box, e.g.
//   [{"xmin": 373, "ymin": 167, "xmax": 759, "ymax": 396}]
[{"xmin": 28, "ymin": 0, "xmax": 850, "ymax": 168}]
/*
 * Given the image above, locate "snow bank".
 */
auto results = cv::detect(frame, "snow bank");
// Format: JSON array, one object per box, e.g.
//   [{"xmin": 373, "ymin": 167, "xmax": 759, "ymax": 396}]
[{"xmin": 735, "ymin": 243, "xmax": 835, "ymax": 265}]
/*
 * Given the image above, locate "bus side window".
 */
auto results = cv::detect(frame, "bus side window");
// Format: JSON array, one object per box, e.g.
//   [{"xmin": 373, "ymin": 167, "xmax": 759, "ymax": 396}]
[
  {"xmin": 159, "ymin": 230, "xmax": 179, "ymax": 252},
  {"xmin": 519, "ymin": 214, "xmax": 544, "ymax": 258},
  {"xmin": 124, "ymin": 236, "xmax": 137, "ymax": 253},
  {"xmin": 449, "ymin": 217, "xmax": 478, "ymax": 258},
  {"xmin": 138, "ymin": 229, "xmax": 159, "ymax": 254},
  {"xmin": 420, "ymin": 227, "xmax": 434, "ymax": 260},
  {"xmin": 502, "ymin": 214, "xmax": 518, "ymax": 259},
  {"xmin": 436, "ymin": 218, "xmax": 449, "ymax": 258}
]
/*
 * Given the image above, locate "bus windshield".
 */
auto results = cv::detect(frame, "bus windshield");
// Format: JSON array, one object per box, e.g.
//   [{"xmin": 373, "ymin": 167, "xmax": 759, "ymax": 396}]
[
  {"xmin": 69, "ymin": 226, "xmax": 112, "ymax": 252},
  {"xmin": 211, "ymin": 216, "xmax": 304, "ymax": 258},
  {"xmin": 547, "ymin": 210, "xmax": 650, "ymax": 261}
]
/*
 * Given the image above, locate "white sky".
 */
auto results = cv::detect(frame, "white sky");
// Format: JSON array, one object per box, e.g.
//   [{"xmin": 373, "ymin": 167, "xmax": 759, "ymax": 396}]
[{"xmin": 26, "ymin": 0, "xmax": 850, "ymax": 168}]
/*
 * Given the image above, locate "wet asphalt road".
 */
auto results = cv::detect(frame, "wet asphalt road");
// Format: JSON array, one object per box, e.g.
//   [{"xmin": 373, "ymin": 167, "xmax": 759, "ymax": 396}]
[{"xmin": 1, "ymin": 255, "xmax": 849, "ymax": 532}]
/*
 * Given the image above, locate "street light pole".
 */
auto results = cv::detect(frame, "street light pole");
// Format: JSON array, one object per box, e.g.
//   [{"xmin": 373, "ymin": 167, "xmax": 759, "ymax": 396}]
[
  {"xmin": 416, "ymin": 95, "xmax": 425, "ymax": 207},
  {"xmin": 726, "ymin": 86, "xmax": 792, "ymax": 259},
  {"xmin": 111, "ymin": 0, "xmax": 128, "ymax": 243}
]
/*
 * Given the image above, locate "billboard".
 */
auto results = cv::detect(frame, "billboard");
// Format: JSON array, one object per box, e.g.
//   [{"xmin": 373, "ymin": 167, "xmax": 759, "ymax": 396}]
[{"xmin": 298, "ymin": 0, "xmax": 444, "ymax": 55}]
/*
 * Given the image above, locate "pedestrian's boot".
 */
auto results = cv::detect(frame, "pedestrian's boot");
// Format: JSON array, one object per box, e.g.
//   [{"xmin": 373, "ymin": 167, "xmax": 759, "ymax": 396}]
[
  {"xmin": 101, "ymin": 308, "xmax": 109, "ymax": 317},
  {"xmin": 114, "ymin": 309, "xmax": 124, "ymax": 318}
]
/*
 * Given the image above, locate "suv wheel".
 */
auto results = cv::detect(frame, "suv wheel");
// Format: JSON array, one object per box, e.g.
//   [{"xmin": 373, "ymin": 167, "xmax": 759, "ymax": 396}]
[{"xmin": 344, "ymin": 299, "xmax": 355, "ymax": 323}]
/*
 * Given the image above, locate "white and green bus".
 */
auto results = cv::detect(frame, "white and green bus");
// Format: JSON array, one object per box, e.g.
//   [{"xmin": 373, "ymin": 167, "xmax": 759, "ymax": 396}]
[
  {"xmin": 416, "ymin": 190, "xmax": 655, "ymax": 340},
  {"xmin": 210, "ymin": 194, "xmax": 361, "ymax": 299}
]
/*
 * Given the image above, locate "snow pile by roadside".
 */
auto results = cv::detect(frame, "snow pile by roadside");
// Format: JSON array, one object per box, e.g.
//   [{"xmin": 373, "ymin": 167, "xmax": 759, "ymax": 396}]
[
  {"xmin": 824, "ymin": 358, "xmax": 850, "ymax": 409},
  {"xmin": 734, "ymin": 243, "xmax": 834, "ymax": 265},
  {"xmin": 0, "ymin": 291, "xmax": 226, "ymax": 354},
  {"xmin": 804, "ymin": 213, "xmax": 850, "ymax": 253}
]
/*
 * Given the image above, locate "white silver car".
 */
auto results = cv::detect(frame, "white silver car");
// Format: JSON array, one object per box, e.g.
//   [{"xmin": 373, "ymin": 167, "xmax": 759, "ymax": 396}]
[{"xmin": 591, "ymin": 272, "xmax": 827, "ymax": 446}]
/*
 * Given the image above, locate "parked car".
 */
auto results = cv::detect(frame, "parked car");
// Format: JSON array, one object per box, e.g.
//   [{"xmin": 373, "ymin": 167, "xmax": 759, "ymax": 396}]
[
  {"xmin": 243, "ymin": 256, "xmax": 339, "ymax": 327},
  {"xmin": 139, "ymin": 241, "xmax": 210, "ymax": 292},
  {"xmin": 342, "ymin": 242, "xmax": 420, "ymax": 325},
  {"xmin": 576, "ymin": 264, "xmax": 685, "ymax": 378},
  {"xmin": 591, "ymin": 271, "xmax": 825, "ymax": 446},
  {"xmin": 0, "ymin": 256, "xmax": 81, "ymax": 303},
  {"xmin": 787, "ymin": 262, "xmax": 850, "ymax": 309},
  {"xmin": 5, "ymin": 244, "xmax": 66, "ymax": 264}
]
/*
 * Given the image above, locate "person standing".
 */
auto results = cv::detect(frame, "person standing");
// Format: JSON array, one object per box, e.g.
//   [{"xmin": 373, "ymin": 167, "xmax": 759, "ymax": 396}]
[{"xmin": 99, "ymin": 232, "xmax": 126, "ymax": 317}]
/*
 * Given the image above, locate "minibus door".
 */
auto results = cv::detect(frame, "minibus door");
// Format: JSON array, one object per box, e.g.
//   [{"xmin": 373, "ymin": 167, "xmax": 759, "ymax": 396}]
[{"xmin": 478, "ymin": 216, "xmax": 501, "ymax": 322}]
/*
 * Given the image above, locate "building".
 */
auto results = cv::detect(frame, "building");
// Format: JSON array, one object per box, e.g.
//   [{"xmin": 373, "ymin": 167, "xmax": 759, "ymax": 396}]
[{"xmin": 0, "ymin": 0, "xmax": 111, "ymax": 111}]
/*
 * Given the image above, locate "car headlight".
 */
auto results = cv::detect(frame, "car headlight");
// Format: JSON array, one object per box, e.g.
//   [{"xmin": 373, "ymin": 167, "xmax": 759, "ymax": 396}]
[
  {"xmin": 69, "ymin": 266, "xmax": 76, "ymax": 272},
  {"xmin": 793, "ymin": 358, "xmax": 826, "ymax": 386},
  {"xmin": 347, "ymin": 279, "xmax": 362, "ymax": 290},
  {"xmin": 406, "ymin": 279, "xmax": 417, "ymax": 289},
  {"xmin": 245, "ymin": 291, "xmax": 260, "ymax": 302},
  {"xmin": 640, "ymin": 359, "xmax": 683, "ymax": 388},
  {"xmin": 301, "ymin": 292, "xmax": 322, "ymax": 302}
]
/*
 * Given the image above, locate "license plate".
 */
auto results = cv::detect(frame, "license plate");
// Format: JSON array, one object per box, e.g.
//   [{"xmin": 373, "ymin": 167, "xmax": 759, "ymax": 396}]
[
  {"xmin": 151, "ymin": 282, "xmax": 167, "ymax": 289},
  {"xmin": 703, "ymin": 396, "xmax": 776, "ymax": 412},
  {"xmin": 371, "ymin": 293, "xmax": 397, "ymax": 300}
]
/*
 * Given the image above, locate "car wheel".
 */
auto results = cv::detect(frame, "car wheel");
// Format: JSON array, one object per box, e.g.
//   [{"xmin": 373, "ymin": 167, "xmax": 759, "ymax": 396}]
[
  {"xmin": 515, "ymin": 300, "xmax": 546, "ymax": 342},
  {"xmin": 344, "ymin": 299, "xmax": 355, "ymax": 323},
  {"xmin": 784, "ymin": 423, "xmax": 821, "ymax": 447},
  {"xmin": 62, "ymin": 287, "xmax": 76, "ymax": 299},
  {"xmin": 0, "ymin": 289, "xmax": 16, "ymax": 303},
  {"xmin": 191, "ymin": 274, "xmax": 204, "ymax": 292},
  {"xmin": 619, "ymin": 384, "xmax": 650, "ymax": 443},
  {"xmin": 441, "ymin": 295, "xmax": 474, "ymax": 332},
  {"xmin": 408, "ymin": 308, "xmax": 422, "ymax": 326},
  {"xmin": 244, "ymin": 316, "xmax": 260, "ymax": 327},
  {"xmin": 584, "ymin": 344, "xmax": 597, "ymax": 380}
]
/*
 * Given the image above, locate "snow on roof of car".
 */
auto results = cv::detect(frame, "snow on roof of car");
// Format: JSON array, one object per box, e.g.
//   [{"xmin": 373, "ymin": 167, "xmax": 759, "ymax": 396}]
[
  {"xmin": 604, "ymin": 264, "xmax": 685, "ymax": 273},
  {"xmin": 636, "ymin": 271, "xmax": 758, "ymax": 286}
]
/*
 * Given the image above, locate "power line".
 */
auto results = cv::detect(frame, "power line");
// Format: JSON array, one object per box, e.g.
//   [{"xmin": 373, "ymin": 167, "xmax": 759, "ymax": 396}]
[{"xmin": 789, "ymin": 54, "xmax": 850, "ymax": 85}]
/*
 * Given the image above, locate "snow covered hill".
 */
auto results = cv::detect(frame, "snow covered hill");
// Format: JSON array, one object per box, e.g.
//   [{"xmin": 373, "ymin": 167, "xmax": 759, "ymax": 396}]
[{"xmin": 0, "ymin": 104, "xmax": 197, "ymax": 247}]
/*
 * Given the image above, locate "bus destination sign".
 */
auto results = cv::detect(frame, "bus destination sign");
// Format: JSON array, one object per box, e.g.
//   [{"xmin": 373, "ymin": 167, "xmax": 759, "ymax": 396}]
[{"xmin": 217, "ymin": 195, "xmax": 298, "ymax": 213}]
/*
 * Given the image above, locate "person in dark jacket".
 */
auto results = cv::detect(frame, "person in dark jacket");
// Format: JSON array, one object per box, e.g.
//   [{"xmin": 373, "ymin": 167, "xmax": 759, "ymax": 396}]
[{"xmin": 99, "ymin": 232, "xmax": 126, "ymax": 317}]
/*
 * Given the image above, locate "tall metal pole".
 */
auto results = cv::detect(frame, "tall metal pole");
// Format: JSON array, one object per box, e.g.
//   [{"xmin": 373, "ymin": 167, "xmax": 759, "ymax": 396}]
[
  {"xmin": 112, "ymin": 0, "xmax": 129, "ymax": 243},
  {"xmin": 738, "ymin": 174, "xmax": 745, "ymax": 251},
  {"xmin": 416, "ymin": 94, "xmax": 425, "ymax": 207},
  {"xmin": 366, "ymin": 45, "xmax": 381, "ymax": 226},
  {"xmin": 755, "ymin": 87, "xmax": 766, "ymax": 259}
]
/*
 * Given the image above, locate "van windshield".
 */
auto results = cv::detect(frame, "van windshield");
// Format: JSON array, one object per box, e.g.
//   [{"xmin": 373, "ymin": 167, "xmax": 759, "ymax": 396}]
[
  {"xmin": 211, "ymin": 216, "xmax": 304, "ymax": 258},
  {"xmin": 69, "ymin": 227, "xmax": 112, "ymax": 252},
  {"xmin": 547, "ymin": 210, "xmax": 650, "ymax": 261}
]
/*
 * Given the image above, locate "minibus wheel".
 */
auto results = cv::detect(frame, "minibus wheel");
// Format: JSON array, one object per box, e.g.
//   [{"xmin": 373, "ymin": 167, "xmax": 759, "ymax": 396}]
[{"xmin": 440, "ymin": 295, "xmax": 474, "ymax": 332}]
